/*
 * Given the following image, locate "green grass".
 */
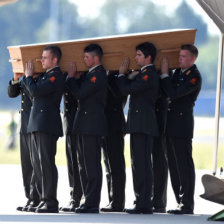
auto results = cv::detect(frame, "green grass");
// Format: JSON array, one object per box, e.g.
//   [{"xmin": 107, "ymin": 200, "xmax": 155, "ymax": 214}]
[
  {"xmin": 0, "ymin": 111, "xmax": 223, "ymax": 170},
  {"xmin": 0, "ymin": 135, "xmax": 224, "ymax": 170},
  {"xmin": 0, "ymin": 136, "xmax": 68, "ymax": 165}
]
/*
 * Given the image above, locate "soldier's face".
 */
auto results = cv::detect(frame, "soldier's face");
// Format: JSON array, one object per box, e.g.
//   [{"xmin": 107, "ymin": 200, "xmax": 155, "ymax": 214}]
[
  {"xmin": 41, "ymin": 50, "xmax": 57, "ymax": 70},
  {"xmin": 135, "ymin": 50, "xmax": 150, "ymax": 67},
  {"xmin": 179, "ymin": 50, "xmax": 195, "ymax": 69},
  {"xmin": 84, "ymin": 52, "xmax": 95, "ymax": 68}
]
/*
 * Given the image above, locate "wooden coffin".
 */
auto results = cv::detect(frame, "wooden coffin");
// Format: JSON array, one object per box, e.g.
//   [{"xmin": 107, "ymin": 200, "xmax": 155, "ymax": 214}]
[
  {"xmin": 0, "ymin": 0, "xmax": 18, "ymax": 6},
  {"xmin": 8, "ymin": 29, "xmax": 196, "ymax": 73}
]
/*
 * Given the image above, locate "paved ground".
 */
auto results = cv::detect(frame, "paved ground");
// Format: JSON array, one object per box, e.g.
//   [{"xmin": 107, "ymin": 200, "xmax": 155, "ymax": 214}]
[{"xmin": 0, "ymin": 164, "xmax": 223, "ymax": 224}]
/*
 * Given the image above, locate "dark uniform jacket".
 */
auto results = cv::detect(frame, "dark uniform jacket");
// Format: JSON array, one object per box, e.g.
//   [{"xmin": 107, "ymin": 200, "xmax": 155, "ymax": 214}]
[
  {"xmin": 117, "ymin": 65, "xmax": 159, "ymax": 136},
  {"xmin": 22, "ymin": 67, "xmax": 65, "ymax": 137},
  {"xmin": 63, "ymin": 77, "xmax": 78, "ymax": 135},
  {"xmin": 106, "ymin": 74, "xmax": 127, "ymax": 135},
  {"xmin": 8, "ymin": 80, "xmax": 32, "ymax": 134},
  {"xmin": 161, "ymin": 64, "xmax": 202, "ymax": 138},
  {"xmin": 155, "ymin": 87, "xmax": 168, "ymax": 135},
  {"xmin": 67, "ymin": 65, "xmax": 107, "ymax": 136}
]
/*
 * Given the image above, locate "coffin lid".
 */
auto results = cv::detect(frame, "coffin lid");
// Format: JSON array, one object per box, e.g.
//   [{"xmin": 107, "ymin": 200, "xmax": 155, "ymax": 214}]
[{"xmin": 8, "ymin": 29, "xmax": 197, "ymax": 73}]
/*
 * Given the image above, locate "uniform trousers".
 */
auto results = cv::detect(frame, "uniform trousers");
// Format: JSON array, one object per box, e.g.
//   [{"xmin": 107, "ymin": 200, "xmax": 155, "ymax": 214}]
[
  {"xmin": 102, "ymin": 133, "xmax": 126, "ymax": 209},
  {"xmin": 20, "ymin": 133, "xmax": 39, "ymax": 202},
  {"xmin": 66, "ymin": 134, "xmax": 82, "ymax": 203},
  {"xmin": 77, "ymin": 135, "xmax": 102, "ymax": 208},
  {"xmin": 152, "ymin": 133, "xmax": 168, "ymax": 209},
  {"xmin": 31, "ymin": 132, "xmax": 59, "ymax": 207},
  {"xmin": 130, "ymin": 133, "xmax": 153, "ymax": 209},
  {"xmin": 166, "ymin": 136, "xmax": 195, "ymax": 210}
]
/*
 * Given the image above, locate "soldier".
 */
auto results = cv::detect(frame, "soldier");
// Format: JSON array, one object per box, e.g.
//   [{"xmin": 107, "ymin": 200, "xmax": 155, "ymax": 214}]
[
  {"xmin": 8, "ymin": 73, "xmax": 40, "ymax": 211},
  {"xmin": 116, "ymin": 42, "xmax": 159, "ymax": 214},
  {"xmin": 160, "ymin": 44, "xmax": 202, "ymax": 214},
  {"xmin": 22, "ymin": 45, "xmax": 65, "ymax": 213},
  {"xmin": 60, "ymin": 77, "xmax": 82, "ymax": 212},
  {"xmin": 67, "ymin": 43, "xmax": 107, "ymax": 213},
  {"xmin": 100, "ymin": 71, "xmax": 127, "ymax": 212}
]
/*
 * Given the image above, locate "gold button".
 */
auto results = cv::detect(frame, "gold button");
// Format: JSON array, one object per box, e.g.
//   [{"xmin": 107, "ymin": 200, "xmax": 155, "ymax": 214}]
[
  {"xmin": 65, "ymin": 92, "xmax": 68, "ymax": 95},
  {"xmin": 168, "ymin": 108, "xmax": 171, "ymax": 111},
  {"xmin": 23, "ymin": 93, "xmax": 25, "ymax": 96},
  {"xmin": 65, "ymin": 101, "xmax": 68, "ymax": 104},
  {"xmin": 40, "ymin": 109, "xmax": 43, "ymax": 112},
  {"xmin": 136, "ymin": 110, "xmax": 139, "ymax": 112},
  {"xmin": 21, "ymin": 101, "xmax": 24, "ymax": 103},
  {"xmin": 84, "ymin": 112, "xmax": 87, "ymax": 115},
  {"xmin": 21, "ymin": 108, "xmax": 24, "ymax": 111},
  {"xmin": 180, "ymin": 112, "xmax": 183, "ymax": 116},
  {"xmin": 66, "ymin": 109, "xmax": 68, "ymax": 112}
]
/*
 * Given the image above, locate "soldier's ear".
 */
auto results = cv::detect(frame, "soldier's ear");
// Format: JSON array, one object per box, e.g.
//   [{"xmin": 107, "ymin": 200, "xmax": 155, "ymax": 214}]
[
  {"xmin": 53, "ymin": 57, "xmax": 58, "ymax": 65},
  {"xmin": 146, "ymin": 55, "xmax": 152, "ymax": 64}
]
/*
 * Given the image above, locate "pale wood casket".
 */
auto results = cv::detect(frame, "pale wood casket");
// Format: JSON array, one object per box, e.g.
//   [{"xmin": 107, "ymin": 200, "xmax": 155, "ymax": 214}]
[{"xmin": 8, "ymin": 29, "xmax": 196, "ymax": 73}]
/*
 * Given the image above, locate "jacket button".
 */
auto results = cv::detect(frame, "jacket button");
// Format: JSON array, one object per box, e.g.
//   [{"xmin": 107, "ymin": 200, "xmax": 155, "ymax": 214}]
[
  {"xmin": 21, "ymin": 108, "xmax": 24, "ymax": 111},
  {"xmin": 156, "ymin": 108, "xmax": 159, "ymax": 112},
  {"xmin": 65, "ymin": 101, "xmax": 68, "ymax": 104},
  {"xmin": 84, "ymin": 112, "xmax": 87, "ymax": 115},
  {"xmin": 65, "ymin": 92, "xmax": 68, "ymax": 95},
  {"xmin": 40, "ymin": 109, "xmax": 43, "ymax": 112},
  {"xmin": 180, "ymin": 112, "xmax": 183, "ymax": 116},
  {"xmin": 22, "ymin": 93, "xmax": 25, "ymax": 96},
  {"xmin": 66, "ymin": 109, "xmax": 68, "ymax": 112},
  {"xmin": 168, "ymin": 108, "xmax": 171, "ymax": 111},
  {"xmin": 21, "ymin": 101, "xmax": 24, "ymax": 104},
  {"xmin": 136, "ymin": 110, "xmax": 139, "ymax": 112}
]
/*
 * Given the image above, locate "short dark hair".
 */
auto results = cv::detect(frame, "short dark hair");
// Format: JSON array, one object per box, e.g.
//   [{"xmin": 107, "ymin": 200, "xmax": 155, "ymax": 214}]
[
  {"xmin": 43, "ymin": 45, "xmax": 62, "ymax": 64},
  {"xmin": 181, "ymin": 44, "xmax": 198, "ymax": 58},
  {"xmin": 136, "ymin": 42, "xmax": 157, "ymax": 63},
  {"xmin": 84, "ymin": 43, "xmax": 103, "ymax": 60}
]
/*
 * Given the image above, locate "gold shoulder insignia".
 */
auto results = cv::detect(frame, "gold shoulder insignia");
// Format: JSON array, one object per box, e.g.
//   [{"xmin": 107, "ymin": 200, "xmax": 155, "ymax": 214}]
[
  {"xmin": 186, "ymin": 70, "xmax": 191, "ymax": 76},
  {"xmin": 142, "ymin": 69, "xmax": 147, "ymax": 73}
]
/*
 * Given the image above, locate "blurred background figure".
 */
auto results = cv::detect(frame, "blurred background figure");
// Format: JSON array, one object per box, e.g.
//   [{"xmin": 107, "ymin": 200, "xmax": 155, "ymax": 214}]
[{"xmin": 6, "ymin": 111, "xmax": 17, "ymax": 150}]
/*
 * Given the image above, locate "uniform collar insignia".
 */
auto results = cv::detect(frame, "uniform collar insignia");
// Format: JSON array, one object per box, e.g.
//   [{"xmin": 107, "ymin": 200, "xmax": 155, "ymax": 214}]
[
  {"xmin": 46, "ymin": 66, "xmax": 59, "ymax": 74},
  {"xmin": 90, "ymin": 76, "xmax": 96, "ymax": 83},
  {"xmin": 190, "ymin": 78, "xmax": 197, "ymax": 84},
  {"xmin": 141, "ymin": 64, "xmax": 153, "ymax": 72},
  {"xmin": 142, "ymin": 74, "xmax": 149, "ymax": 81},
  {"xmin": 49, "ymin": 76, "xmax": 56, "ymax": 83},
  {"xmin": 89, "ymin": 64, "xmax": 102, "ymax": 73}
]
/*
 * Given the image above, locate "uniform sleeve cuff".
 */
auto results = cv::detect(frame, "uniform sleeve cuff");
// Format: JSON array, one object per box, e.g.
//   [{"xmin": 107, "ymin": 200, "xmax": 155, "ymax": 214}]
[
  {"xmin": 160, "ymin": 73, "xmax": 169, "ymax": 79},
  {"xmin": 11, "ymin": 79, "xmax": 19, "ymax": 85}
]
